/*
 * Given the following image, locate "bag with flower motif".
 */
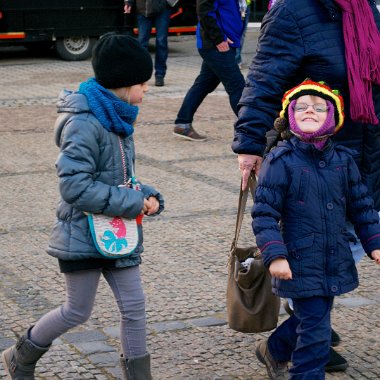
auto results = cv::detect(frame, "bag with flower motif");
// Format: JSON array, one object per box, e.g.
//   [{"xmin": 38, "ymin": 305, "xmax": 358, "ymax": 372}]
[{"xmin": 87, "ymin": 136, "xmax": 143, "ymax": 259}]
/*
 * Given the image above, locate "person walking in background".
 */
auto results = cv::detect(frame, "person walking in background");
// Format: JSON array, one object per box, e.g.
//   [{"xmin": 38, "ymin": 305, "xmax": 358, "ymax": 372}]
[
  {"xmin": 124, "ymin": 0, "xmax": 172, "ymax": 87},
  {"xmin": 173, "ymin": 0, "xmax": 246, "ymax": 141},
  {"xmin": 1, "ymin": 34, "xmax": 164, "ymax": 380},
  {"xmin": 252, "ymin": 79, "xmax": 380, "ymax": 380},
  {"xmin": 235, "ymin": 0, "xmax": 251, "ymax": 69},
  {"xmin": 232, "ymin": 0, "xmax": 380, "ymax": 371}
]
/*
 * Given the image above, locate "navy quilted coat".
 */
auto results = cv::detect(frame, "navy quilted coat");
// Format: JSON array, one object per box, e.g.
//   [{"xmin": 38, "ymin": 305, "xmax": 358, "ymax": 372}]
[
  {"xmin": 47, "ymin": 90, "xmax": 164, "ymax": 268},
  {"xmin": 252, "ymin": 137, "xmax": 380, "ymax": 298},
  {"xmin": 232, "ymin": 0, "xmax": 380, "ymax": 210}
]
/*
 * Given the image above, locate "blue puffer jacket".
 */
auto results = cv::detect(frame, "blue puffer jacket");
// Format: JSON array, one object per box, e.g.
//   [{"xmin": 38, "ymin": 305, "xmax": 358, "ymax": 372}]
[
  {"xmin": 232, "ymin": 0, "xmax": 380, "ymax": 210},
  {"xmin": 47, "ymin": 90, "xmax": 164, "ymax": 268},
  {"xmin": 196, "ymin": 0, "xmax": 244, "ymax": 49},
  {"xmin": 252, "ymin": 137, "xmax": 380, "ymax": 299}
]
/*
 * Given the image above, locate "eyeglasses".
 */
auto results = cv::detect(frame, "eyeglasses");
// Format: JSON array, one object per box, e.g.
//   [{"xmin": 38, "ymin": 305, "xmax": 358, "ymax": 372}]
[{"xmin": 294, "ymin": 103, "xmax": 328, "ymax": 113}]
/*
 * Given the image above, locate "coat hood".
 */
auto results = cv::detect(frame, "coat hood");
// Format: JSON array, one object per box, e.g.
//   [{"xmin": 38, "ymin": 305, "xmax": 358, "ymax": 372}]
[{"xmin": 54, "ymin": 89, "xmax": 91, "ymax": 148}]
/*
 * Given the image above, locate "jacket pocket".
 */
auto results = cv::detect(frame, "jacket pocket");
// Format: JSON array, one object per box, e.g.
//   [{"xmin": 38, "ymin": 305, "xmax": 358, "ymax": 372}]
[{"xmin": 286, "ymin": 234, "xmax": 315, "ymax": 277}]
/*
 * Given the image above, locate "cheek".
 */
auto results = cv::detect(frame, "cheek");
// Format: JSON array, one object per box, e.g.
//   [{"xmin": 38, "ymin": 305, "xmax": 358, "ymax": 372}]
[{"xmin": 319, "ymin": 114, "xmax": 327, "ymax": 124}]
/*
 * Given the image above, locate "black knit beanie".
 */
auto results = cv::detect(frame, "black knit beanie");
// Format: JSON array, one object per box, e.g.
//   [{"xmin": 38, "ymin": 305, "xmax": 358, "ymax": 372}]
[{"xmin": 92, "ymin": 33, "xmax": 153, "ymax": 89}]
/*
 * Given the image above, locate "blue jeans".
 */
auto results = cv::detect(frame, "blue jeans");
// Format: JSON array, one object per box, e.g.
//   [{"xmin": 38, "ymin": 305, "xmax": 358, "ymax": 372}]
[
  {"xmin": 235, "ymin": 6, "xmax": 250, "ymax": 64},
  {"xmin": 137, "ymin": 7, "xmax": 171, "ymax": 78},
  {"xmin": 269, "ymin": 296, "xmax": 333, "ymax": 380},
  {"xmin": 175, "ymin": 47, "xmax": 245, "ymax": 124}
]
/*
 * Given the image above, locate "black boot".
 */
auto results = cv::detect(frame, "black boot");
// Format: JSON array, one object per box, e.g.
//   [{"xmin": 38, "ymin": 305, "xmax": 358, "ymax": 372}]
[
  {"xmin": 325, "ymin": 348, "xmax": 348, "ymax": 372},
  {"xmin": 120, "ymin": 352, "xmax": 152, "ymax": 380},
  {"xmin": 1, "ymin": 327, "xmax": 50, "ymax": 379},
  {"xmin": 331, "ymin": 329, "xmax": 341, "ymax": 347}
]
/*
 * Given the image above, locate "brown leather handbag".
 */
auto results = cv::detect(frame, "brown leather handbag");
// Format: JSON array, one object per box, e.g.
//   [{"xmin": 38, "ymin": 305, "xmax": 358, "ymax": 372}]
[{"xmin": 226, "ymin": 175, "xmax": 280, "ymax": 333}]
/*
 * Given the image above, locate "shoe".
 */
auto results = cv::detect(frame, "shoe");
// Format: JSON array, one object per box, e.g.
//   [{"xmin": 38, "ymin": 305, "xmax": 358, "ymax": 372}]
[
  {"xmin": 325, "ymin": 347, "xmax": 348, "ymax": 372},
  {"xmin": 155, "ymin": 76, "xmax": 164, "ymax": 86},
  {"xmin": 173, "ymin": 123, "xmax": 207, "ymax": 141},
  {"xmin": 255, "ymin": 339, "xmax": 288, "ymax": 380},
  {"xmin": 331, "ymin": 329, "xmax": 341, "ymax": 347}
]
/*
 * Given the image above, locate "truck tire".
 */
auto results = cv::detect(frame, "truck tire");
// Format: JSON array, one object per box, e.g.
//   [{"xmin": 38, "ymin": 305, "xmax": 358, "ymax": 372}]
[{"xmin": 55, "ymin": 36, "xmax": 97, "ymax": 61}]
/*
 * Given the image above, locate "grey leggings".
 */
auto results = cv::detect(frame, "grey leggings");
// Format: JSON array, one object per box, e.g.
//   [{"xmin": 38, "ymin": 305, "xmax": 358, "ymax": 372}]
[{"xmin": 29, "ymin": 265, "xmax": 146, "ymax": 358}]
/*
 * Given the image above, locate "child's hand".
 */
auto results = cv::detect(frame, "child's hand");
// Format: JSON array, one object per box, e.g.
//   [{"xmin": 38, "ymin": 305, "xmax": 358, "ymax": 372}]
[
  {"xmin": 144, "ymin": 196, "xmax": 159, "ymax": 215},
  {"xmin": 269, "ymin": 258, "xmax": 293, "ymax": 280},
  {"xmin": 370, "ymin": 249, "xmax": 380, "ymax": 265},
  {"xmin": 142, "ymin": 199, "xmax": 150, "ymax": 214}
]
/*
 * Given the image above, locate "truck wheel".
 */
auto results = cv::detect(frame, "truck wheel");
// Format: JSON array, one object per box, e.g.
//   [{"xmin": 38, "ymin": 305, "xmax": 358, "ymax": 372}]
[{"xmin": 55, "ymin": 36, "xmax": 97, "ymax": 61}]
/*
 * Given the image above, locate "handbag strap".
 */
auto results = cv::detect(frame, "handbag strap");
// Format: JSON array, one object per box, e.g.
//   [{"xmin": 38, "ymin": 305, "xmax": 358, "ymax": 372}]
[
  {"xmin": 118, "ymin": 136, "xmax": 135, "ymax": 186},
  {"xmin": 233, "ymin": 174, "xmax": 257, "ymax": 246}
]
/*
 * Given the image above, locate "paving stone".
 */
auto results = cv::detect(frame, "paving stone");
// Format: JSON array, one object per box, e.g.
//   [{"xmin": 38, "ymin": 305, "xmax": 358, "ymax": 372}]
[
  {"xmin": 187, "ymin": 316, "xmax": 227, "ymax": 328},
  {"xmin": 63, "ymin": 330, "xmax": 107, "ymax": 344},
  {"xmin": 335, "ymin": 296, "xmax": 377, "ymax": 308},
  {"xmin": 74, "ymin": 341, "xmax": 116, "ymax": 355}
]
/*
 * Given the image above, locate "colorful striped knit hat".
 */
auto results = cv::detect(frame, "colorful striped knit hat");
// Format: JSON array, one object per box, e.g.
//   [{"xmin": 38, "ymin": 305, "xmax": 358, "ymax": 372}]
[{"xmin": 279, "ymin": 79, "xmax": 345, "ymax": 133}]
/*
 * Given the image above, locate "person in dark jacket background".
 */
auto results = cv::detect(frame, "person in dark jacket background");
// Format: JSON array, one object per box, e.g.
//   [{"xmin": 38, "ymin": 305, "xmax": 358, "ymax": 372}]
[
  {"xmin": 1, "ymin": 34, "xmax": 164, "ymax": 380},
  {"xmin": 124, "ymin": 0, "xmax": 172, "ymax": 87},
  {"xmin": 232, "ymin": 0, "xmax": 380, "ymax": 372},
  {"xmin": 252, "ymin": 79, "xmax": 380, "ymax": 380},
  {"xmin": 173, "ymin": 0, "xmax": 246, "ymax": 141}
]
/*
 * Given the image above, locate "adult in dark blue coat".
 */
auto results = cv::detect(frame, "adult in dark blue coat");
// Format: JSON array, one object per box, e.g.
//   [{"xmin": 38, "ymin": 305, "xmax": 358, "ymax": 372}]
[
  {"xmin": 232, "ymin": 0, "xmax": 380, "ymax": 373},
  {"xmin": 233, "ymin": 0, "xmax": 380, "ymax": 204}
]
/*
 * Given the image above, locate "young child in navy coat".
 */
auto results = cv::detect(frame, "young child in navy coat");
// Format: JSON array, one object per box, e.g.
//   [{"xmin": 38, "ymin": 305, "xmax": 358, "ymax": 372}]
[{"xmin": 252, "ymin": 79, "xmax": 380, "ymax": 380}]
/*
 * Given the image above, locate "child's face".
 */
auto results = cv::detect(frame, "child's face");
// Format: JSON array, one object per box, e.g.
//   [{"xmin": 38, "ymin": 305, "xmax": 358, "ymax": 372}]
[
  {"xmin": 294, "ymin": 95, "xmax": 328, "ymax": 134},
  {"xmin": 124, "ymin": 82, "xmax": 149, "ymax": 105}
]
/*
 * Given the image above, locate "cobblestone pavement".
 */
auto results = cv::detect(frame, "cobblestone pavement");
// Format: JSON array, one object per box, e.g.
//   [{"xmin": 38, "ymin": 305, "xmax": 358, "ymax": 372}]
[{"xmin": 0, "ymin": 31, "xmax": 379, "ymax": 379}]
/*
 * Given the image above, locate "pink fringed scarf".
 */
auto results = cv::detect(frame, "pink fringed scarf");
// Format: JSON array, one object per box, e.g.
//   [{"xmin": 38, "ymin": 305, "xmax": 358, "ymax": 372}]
[{"xmin": 334, "ymin": 0, "xmax": 380, "ymax": 125}]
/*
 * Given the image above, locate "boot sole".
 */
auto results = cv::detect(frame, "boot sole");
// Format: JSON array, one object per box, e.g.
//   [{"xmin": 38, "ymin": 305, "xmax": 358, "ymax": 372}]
[
  {"xmin": 325, "ymin": 362, "xmax": 349, "ymax": 372},
  {"xmin": 255, "ymin": 344, "xmax": 266, "ymax": 365},
  {"xmin": 172, "ymin": 131, "xmax": 207, "ymax": 142},
  {"xmin": 2, "ymin": 348, "xmax": 13, "ymax": 379}
]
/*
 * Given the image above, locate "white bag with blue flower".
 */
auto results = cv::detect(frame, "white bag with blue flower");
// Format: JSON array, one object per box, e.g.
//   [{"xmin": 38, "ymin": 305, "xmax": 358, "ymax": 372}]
[
  {"xmin": 88, "ymin": 212, "xmax": 142, "ymax": 258},
  {"xmin": 87, "ymin": 136, "xmax": 143, "ymax": 259}
]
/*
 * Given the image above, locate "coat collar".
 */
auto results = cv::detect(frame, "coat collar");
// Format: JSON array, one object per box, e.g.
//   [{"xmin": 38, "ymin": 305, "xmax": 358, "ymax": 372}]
[{"xmin": 289, "ymin": 136, "xmax": 335, "ymax": 160}]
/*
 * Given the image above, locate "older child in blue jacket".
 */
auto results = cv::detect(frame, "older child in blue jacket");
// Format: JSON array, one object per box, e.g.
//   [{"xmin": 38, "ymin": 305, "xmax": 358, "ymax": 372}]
[
  {"xmin": 252, "ymin": 79, "xmax": 380, "ymax": 380},
  {"xmin": 2, "ymin": 34, "xmax": 164, "ymax": 380}
]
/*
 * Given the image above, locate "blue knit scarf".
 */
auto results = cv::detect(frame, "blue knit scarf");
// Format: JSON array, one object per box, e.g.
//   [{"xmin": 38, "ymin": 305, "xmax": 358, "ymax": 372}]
[{"xmin": 78, "ymin": 78, "xmax": 139, "ymax": 136}]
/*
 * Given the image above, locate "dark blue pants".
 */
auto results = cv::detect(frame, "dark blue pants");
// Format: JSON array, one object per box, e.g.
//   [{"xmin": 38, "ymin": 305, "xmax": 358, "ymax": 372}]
[
  {"xmin": 235, "ymin": 5, "xmax": 250, "ymax": 64},
  {"xmin": 137, "ymin": 8, "xmax": 171, "ymax": 79},
  {"xmin": 268, "ymin": 296, "xmax": 333, "ymax": 380},
  {"xmin": 175, "ymin": 47, "xmax": 245, "ymax": 124}
]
